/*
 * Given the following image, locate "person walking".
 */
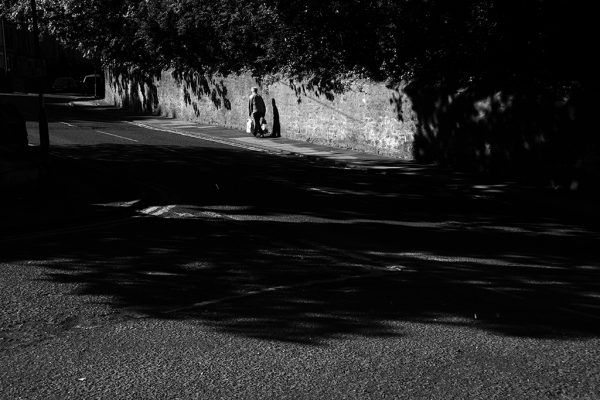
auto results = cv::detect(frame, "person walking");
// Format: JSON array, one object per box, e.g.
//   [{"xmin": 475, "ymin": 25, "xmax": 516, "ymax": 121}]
[{"xmin": 248, "ymin": 87, "xmax": 266, "ymax": 137}]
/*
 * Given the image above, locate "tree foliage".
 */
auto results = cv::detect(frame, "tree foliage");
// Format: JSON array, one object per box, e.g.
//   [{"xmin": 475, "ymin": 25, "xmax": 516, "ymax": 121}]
[{"xmin": 2, "ymin": 0, "xmax": 592, "ymax": 86}]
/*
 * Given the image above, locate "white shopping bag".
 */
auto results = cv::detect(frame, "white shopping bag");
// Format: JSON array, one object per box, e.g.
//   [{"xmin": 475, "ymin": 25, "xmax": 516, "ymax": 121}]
[
  {"xmin": 246, "ymin": 118, "xmax": 254, "ymax": 134},
  {"xmin": 260, "ymin": 117, "xmax": 269, "ymax": 134}
]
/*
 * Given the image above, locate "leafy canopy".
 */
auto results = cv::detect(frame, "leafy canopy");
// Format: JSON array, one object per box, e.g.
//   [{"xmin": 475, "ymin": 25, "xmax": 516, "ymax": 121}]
[{"xmin": 2, "ymin": 0, "xmax": 591, "ymax": 90}]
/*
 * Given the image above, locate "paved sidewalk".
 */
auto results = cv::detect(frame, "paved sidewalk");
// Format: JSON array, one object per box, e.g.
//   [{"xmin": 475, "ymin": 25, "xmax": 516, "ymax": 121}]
[
  {"xmin": 69, "ymin": 99, "xmax": 403, "ymax": 168},
  {"xmin": 127, "ymin": 117, "xmax": 406, "ymax": 170}
]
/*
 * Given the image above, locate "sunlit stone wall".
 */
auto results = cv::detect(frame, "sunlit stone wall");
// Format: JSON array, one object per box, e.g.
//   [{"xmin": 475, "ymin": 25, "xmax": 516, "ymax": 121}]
[{"xmin": 105, "ymin": 70, "xmax": 416, "ymax": 158}]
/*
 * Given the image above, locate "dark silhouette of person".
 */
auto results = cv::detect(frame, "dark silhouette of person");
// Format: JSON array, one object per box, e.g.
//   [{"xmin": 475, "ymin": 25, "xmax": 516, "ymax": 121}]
[
  {"xmin": 248, "ymin": 87, "xmax": 266, "ymax": 137},
  {"xmin": 271, "ymin": 98, "xmax": 281, "ymax": 138}
]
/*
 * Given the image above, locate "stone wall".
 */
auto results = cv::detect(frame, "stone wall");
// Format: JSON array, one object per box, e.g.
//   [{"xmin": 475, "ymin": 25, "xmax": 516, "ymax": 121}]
[{"xmin": 105, "ymin": 70, "xmax": 416, "ymax": 158}]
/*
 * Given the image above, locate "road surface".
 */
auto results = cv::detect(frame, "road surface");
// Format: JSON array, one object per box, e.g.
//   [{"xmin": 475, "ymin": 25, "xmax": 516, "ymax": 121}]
[{"xmin": 1, "ymin": 94, "xmax": 599, "ymax": 399}]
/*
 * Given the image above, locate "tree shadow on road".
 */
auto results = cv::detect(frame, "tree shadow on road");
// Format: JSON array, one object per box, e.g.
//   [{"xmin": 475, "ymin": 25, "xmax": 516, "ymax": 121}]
[{"xmin": 2, "ymin": 143, "xmax": 599, "ymax": 344}]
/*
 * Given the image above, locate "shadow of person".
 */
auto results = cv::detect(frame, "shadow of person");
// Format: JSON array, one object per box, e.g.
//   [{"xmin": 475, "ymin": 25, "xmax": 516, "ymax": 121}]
[{"xmin": 271, "ymin": 98, "xmax": 281, "ymax": 138}]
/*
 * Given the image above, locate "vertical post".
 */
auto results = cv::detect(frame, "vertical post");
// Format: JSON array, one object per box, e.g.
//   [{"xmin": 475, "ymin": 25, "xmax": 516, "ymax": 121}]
[
  {"xmin": 30, "ymin": 0, "xmax": 49, "ymax": 153},
  {"xmin": 1, "ymin": 18, "xmax": 8, "ymax": 77}
]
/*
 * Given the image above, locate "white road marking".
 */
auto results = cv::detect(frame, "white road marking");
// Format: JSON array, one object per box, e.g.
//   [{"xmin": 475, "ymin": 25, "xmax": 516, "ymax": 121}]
[
  {"xmin": 95, "ymin": 130, "xmax": 138, "ymax": 142},
  {"xmin": 125, "ymin": 121, "xmax": 269, "ymax": 153},
  {"xmin": 59, "ymin": 121, "xmax": 76, "ymax": 127},
  {"xmin": 124, "ymin": 120, "xmax": 367, "ymax": 163}
]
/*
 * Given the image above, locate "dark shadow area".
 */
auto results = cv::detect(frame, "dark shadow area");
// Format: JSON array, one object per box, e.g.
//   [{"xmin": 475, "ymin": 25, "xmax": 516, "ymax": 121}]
[
  {"xmin": 287, "ymin": 77, "xmax": 347, "ymax": 104},
  {"xmin": 172, "ymin": 70, "xmax": 232, "ymax": 117},
  {"xmin": 0, "ymin": 101, "xmax": 28, "ymax": 152},
  {"xmin": 107, "ymin": 68, "xmax": 160, "ymax": 113},
  {"xmin": 95, "ymin": 1, "xmax": 600, "ymax": 196},
  {"xmin": 271, "ymin": 98, "xmax": 281, "ymax": 138},
  {"xmin": 396, "ymin": 76, "xmax": 600, "ymax": 193},
  {"xmin": 262, "ymin": 2, "xmax": 600, "ymax": 192},
  {"xmin": 1, "ymin": 92, "xmax": 100, "ymax": 111},
  {"xmin": 2, "ymin": 140, "xmax": 599, "ymax": 344},
  {"xmin": 0, "ymin": 93, "xmax": 147, "ymax": 125},
  {"xmin": 383, "ymin": 2, "xmax": 600, "ymax": 192}
]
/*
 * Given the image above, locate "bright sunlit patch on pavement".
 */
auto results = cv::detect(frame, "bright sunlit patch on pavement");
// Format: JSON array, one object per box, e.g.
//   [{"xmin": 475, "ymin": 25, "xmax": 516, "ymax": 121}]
[
  {"xmin": 94, "ymin": 199, "xmax": 141, "ymax": 208},
  {"xmin": 577, "ymin": 265, "xmax": 600, "ymax": 270},
  {"xmin": 307, "ymin": 187, "xmax": 340, "ymax": 195},
  {"xmin": 365, "ymin": 166, "xmax": 406, "ymax": 170},
  {"xmin": 462, "ymin": 280, "xmax": 494, "ymax": 285},
  {"xmin": 141, "ymin": 271, "xmax": 180, "ymax": 276},
  {"xmin": 471, "ymin": 184, "xmax": 510, "ymax": 193},
  {"xmin": 140, "ymin": 205, "xmax": 176, "ymax": 216},
  {"xmin": 366, "ymin": 251, "xmax": 565, "ymax": 270},
  {"xmin": 201, "ymin": 205, "xmax": 253, "ymax": 211},
  {"xmin": 518, "ymin": 279, "xmax": 569, "ymax": 286}
]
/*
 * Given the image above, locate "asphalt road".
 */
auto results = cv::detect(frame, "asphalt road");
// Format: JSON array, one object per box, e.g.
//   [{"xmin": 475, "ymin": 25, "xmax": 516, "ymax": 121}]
[{"xmin": 1, "ymin": 93, "xmax": 599, "ymax": 399}]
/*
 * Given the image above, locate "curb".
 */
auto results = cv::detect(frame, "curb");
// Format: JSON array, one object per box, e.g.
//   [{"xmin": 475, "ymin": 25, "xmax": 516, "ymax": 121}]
[
  {"xmin": 124, "ymin": 121, "xmax": 285, "ymax": 156},
  {"xmin": 68, "ymin": 99, "xmax": 111, "ymax": 108},
  {"xmin": 125, "ymin": 120, "xmax": 389, "ymax": 170},
  {"xmin": 67, "ymin": 100, "xmax": 398, "ymax": 168}
]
